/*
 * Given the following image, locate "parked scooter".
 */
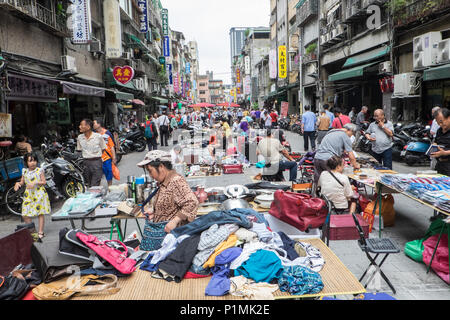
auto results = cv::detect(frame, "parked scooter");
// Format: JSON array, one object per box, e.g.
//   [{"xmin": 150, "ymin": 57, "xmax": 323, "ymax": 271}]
[
  {"xmin": 5, "ymin": 147, "xmax": 86, "ymax": 215},
  {"xmin": 401, "ymin": 125, "xmax": 432, "ymax": 166},
  {"xmin": 118, "ymin": 126, "xmax": 146, "ymax": 153},
  {"xmin": 355, "ymin": 123, "xmax": 371, "ymax": 153}
]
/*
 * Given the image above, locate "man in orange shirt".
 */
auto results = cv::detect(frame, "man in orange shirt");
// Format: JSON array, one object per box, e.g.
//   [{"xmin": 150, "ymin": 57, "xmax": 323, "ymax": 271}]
[{"xmin": 93, "ymin": 120, "xmax": 116, "ymax": 186}]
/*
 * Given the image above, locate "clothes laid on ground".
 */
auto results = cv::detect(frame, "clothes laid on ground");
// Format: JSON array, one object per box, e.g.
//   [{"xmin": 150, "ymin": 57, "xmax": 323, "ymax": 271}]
[
  {"xmin": 153, "ymin": 234, "xmax": 201, "ymax": 283},
  {"xmin": 205, "ymin": 247, "xmax": 242, "ymax": 296},
  {"xmin": 192, "ymin": 224, "xmax": 235, "ymax": 272},
  {"xmin": 229, "ymin": 275, "xmax": 279, "ymax": 300},
  {"xmin": 278, "ymin": 265, "xmax": 324, "ymax": 295},
  {"xmin": 235, "ymin": 249, "xmax": 284, "ymax": 283},
  {"xmin": 203, "ymin": 234, "xmax": 238, "ymax": 269},
  {"xmin": 171, "ymin": 209, "xmax": 253, "ymax": 238},
  {"xmin": 278, "ymin": 232, "xmax": 299, "ymax": 261},
  {"xmin": 234, "ymin": 228, "xmax": 258, "ymax": 243}
]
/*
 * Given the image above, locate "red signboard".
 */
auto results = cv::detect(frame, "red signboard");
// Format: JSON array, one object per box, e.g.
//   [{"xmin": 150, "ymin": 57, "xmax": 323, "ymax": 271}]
[
  {"xmin": 113, "ymin": 66, "xmax": 135, "ymax": 85},
  {"xmin": 281, "ymin": 101, "xmax": 289, "ymax": 117}
]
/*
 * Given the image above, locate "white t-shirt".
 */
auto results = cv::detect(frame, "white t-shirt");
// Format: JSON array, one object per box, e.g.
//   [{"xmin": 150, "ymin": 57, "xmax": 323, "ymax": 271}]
[
  {"xmin": 257, "ymin": 137, "xmax": 283, "ymax": 164},
  {"xmin": 158, "ymin": 115, "xmax": 169, "ymax": 127},
  {"xmin": 265, "ymin": 115, "xmax": 272, "ymax": 127},
  {"xmin": 318, "ymin": 171, "xmax": 353, "ymax": 209}
]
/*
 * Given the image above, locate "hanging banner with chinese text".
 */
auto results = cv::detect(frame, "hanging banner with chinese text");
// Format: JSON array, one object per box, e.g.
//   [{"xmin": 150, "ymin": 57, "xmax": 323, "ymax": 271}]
[
  {"xmin": 278, "ymin": 45, "xmax": 287, "ymax": 79},
  {"xmin": 269, "ymin": 48, "xmax": 277, "ymax": 79},
  {"xmin": 104, "ymin": 0, "xmax": 122, "ymax": 58},
  {"xmin": 138, "ymin": 0, "xmax": 148, "ymax": 33},
  {"xmin": 72, "ymin": 0, "xmax": 92, "ymax": 44},
  {"xmin": 161, "ymin": 8, "xmax": 169, "ymax": 36}
]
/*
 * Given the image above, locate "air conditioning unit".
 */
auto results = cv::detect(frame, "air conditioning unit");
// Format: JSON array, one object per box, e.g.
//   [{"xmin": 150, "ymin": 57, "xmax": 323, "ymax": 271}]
[
  {"xmin": 89, "ymin": 40, "xmax": 102, "ymax": 53},
  {"xmin": 413, "ymin": 32, "xmax": 441, "ymax": 53},
  {"xmin": 379, "ymin": 61, "xmax": 392, "ymax": 74},
  {"xmin": 61, "ymin": 55, "xmax": 77, "ymax": 72},
  {"xmin": 122, "ymin": 52, "xmax": 132, "ymax": 60},
  {"xmin": 393, "ymin": 72, "xmax": 420, "ymax": 96},
  {"xmin": 413, "ymin": 48, "xmax": 438, "ymax": 69},
  {"xmin": 135, "ymin": 78, "xmax": 144, "ymax": 91},
  {"xmin": 320, "ymin": 35, "xmax": 327, "ymax": 45},
  {"xmin": 437, "ymin": 39, "xmax": 450, "ymax": 64},
  {"xmin": 130, "ymin": 60, "xmax": 137, "ymax": 70}
]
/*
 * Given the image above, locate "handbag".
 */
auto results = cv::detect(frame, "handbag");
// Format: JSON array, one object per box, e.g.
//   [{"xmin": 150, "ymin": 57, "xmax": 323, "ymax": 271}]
[
  {"xmin": 76, "ymin": 233, "xmax": 136, "ymax": 275},
  {"xmin": 32, "ymin": 274, "xmax": 119, "ymax": 300},
  {"xmin": 0, "ymin": 275, "xmax": 30, "ymax": 300},
  {"xmin": 268, "ymin": 190, "xmax": 328, "ymax": 232},
  {"xmin": 31, "ymin": 240, "xmax": 93, "ymax": 283},
  {"xmin": 140, "ymin": 221, "xmax": 168, "ymax": 251}
]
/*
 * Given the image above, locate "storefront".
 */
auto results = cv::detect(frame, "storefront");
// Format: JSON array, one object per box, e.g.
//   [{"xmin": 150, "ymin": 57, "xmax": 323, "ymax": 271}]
[
  {"xmin": 421, "ymin": 64, "xmax": 450, "ymax": 122},
  {"xmin": 5, "ymin": 72, "xmax": 59, "ymax": 144}
]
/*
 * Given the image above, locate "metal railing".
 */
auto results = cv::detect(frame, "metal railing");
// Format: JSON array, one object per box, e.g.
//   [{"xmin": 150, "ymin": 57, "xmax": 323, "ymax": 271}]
[
  {"xmin": 0, "ymin": 0, "xmax": 68, "ymax": 35},
  {"xmin": 297, "ymin": 0, "xmax": 318, "ymax": 26},
  {"xmin": 393, "ymin": 0, "xmax": 450, "ymax": 27}
]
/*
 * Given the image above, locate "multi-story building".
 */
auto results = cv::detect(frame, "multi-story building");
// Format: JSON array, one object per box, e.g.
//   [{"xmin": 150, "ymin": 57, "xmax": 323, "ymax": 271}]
[
  {"xmin": 241, "ymin": 28, "xmax": 271, "ymax": 106},
  {"xmin": 198, "ymin": 74, "xmax": 210, "ymax": 103},
  {"xmin": 209, "ymin": 79, "xmax": 224, "ymax": 105},
  {"xmin": 392, "ymin": 0, "xmax": 450, "ymax": 122},
  {"xmin": 188, "ymin": 41, "xmax": 200, "ymax": 103}
]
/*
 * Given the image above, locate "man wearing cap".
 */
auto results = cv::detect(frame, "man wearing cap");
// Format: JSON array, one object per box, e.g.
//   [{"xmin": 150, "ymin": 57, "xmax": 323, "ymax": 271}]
[{"xmin": 137, "ymin": 150, "xmax": 199, "ymax": 233}]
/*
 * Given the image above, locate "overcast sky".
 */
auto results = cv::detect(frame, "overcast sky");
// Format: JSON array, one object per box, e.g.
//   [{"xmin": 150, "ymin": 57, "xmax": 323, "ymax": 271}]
[{"xmin": 162, "ymin": 0, "xmax": 270, "ymax": 85}]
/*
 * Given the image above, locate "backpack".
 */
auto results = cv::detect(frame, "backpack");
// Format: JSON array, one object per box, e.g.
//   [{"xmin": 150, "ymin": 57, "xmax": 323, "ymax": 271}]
[{"xmin": 144, "ymin": 121, "xmax": 154, "ymax": 139}]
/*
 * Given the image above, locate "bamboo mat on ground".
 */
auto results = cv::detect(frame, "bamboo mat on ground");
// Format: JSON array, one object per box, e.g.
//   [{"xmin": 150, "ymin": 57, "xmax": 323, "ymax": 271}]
[{"xmin": 72, "ymin": 238, "xmax": 365, "ymax": 300}]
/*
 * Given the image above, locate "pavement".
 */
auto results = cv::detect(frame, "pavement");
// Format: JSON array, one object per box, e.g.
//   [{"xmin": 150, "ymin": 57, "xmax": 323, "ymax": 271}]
[{"xmin": 1, "ymin": 129, "xmax": 449, "ymax": 300}]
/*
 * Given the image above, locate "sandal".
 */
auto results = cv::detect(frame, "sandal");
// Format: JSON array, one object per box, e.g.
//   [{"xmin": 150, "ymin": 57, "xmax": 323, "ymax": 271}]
[{"xmin": 38, "ymin": 232, "xmax": 45, "ymax": 239}]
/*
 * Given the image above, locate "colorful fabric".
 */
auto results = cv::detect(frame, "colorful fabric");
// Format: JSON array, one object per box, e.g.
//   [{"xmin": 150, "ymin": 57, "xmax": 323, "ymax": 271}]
[
  {"xmin": 278, "ymin": 265, "xmax": 324, "ymax": 296},
  {"xmin": 234, "ymin": 249, "xmax": 283, "ymax": 283},
  {"xmin": 203, "ymin": 234, "xmax": 238, "ymax": 269},
  {"xmin": 205, "ymin": 247, "xmax": 242, "ymax": 296},
  {"xmin": 22, "ymin": 168, "xmax": 50, "ymax": 217}
]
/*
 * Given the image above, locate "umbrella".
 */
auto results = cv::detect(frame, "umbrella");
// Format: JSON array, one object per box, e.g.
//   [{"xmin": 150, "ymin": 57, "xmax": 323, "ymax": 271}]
[
  {"xmin": 216, "ymin": 103, "xmax": 240, "ymax": 107},
  {"xmin": 188, "ymin": 103, "xmax": 215, "ymax": 108},
  {"xmin": 131, "ymin": 99, "xmax": 145, "ymax": 105}
]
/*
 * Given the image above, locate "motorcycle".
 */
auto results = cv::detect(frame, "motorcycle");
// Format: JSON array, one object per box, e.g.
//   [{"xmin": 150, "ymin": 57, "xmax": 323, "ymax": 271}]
[
  {"xmin": 355, "ymin": 123, "xmax": 371, "ymax": 153},
  {"xmin": 5, "ymin": 149, "xmax": 86, "ymax": 216},
  {"xmin": 118, "ymin": 126, "xmax": 146, "ymax": 153},
  {"xmin": 401, "ymin": 125, "xmax": 432, "ymax": 166}
]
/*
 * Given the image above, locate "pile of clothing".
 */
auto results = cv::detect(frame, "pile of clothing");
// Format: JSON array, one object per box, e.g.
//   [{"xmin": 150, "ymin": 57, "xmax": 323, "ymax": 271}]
[{"xmin": 139, "ymin": 208, "xmax": 325, "ymax": 299}]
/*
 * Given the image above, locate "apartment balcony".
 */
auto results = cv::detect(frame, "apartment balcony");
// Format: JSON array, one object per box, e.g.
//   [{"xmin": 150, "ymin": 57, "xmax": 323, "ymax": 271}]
[
  {"xmin": 0, "ymin": 0, "xmax": 69, "ymax": 37},
  {"xmin": 296, "ymin": 0, "xmax": 318, "ymax": 27},
  {"xmin": 393, "ymin": 0, "xmax": 450, "ymax": 28},
  {"xmin": 361, "ymin": 0, "xmax": 386, "ymax": 9}
]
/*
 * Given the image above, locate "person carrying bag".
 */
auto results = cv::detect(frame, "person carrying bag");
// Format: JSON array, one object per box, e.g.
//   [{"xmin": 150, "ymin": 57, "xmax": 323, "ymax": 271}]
[{"xmin": 159, "ymin": 113, "xmax": 170, "ymax": 147}]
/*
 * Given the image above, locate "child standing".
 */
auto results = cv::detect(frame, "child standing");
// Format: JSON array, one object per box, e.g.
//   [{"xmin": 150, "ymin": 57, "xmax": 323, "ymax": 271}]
[{"xmin": 14, "ymin": 153, "xmax": 51, "ymax": 239}]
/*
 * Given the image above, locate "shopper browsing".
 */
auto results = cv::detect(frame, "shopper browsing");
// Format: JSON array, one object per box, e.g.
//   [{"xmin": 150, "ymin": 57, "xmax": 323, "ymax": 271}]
[
  {"xmin": 318, "ymin": 156, "xmax": 358, "ymax": 214},
  {"xmin": 14, "ymin": 152, "xmax": 50, "ymax": 240}
]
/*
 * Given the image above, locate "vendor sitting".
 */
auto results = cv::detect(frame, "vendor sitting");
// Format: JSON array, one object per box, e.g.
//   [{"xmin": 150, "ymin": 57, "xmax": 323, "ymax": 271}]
[
  {"xmin": 137, "ymin": 150, "xmax": 199, "ymax": 233},
  {"xmin": 318, "ymin": 155, "xmax": 358, "ymax": 214},
  {"xmin": 170, "ymin": 145, "xmax": 184, "ymax": 164}
]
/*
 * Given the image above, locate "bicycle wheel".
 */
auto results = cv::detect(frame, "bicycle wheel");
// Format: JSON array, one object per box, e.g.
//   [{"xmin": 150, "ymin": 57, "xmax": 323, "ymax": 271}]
[{"xmin": 5, "ymin": 185, "xmax": 24, "ymax": 216}]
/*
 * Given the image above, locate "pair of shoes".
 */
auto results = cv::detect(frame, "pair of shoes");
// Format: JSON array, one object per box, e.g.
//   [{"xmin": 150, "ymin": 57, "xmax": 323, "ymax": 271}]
[{"xmin": 38, "ymin": 232, "xmax": 45, "ymax": 239}]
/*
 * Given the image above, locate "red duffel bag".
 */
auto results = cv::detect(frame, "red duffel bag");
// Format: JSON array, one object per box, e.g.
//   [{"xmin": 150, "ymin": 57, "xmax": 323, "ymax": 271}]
[{"xmin": 268, "ymin": 190, "xmax": 328, "ymax": 232}]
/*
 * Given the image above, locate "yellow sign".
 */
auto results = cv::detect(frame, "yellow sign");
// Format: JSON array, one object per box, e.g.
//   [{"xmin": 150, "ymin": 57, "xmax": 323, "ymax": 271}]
[{"xmin": 278, "ymin": 45, "xmax": 287, "ymax": 79}]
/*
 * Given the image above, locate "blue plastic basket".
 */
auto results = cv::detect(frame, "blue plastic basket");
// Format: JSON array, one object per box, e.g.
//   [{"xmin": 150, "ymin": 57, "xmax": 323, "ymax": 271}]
[{"xmin": 0, "ymin": 157, "xmax": 24, "ymax": 180}]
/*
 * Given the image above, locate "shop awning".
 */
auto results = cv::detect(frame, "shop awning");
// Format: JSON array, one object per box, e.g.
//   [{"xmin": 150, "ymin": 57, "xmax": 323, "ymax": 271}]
[
  {"xmin": 342, "ymin": 46, "xmax": 390, "ymax": 68},
  {"xmin": 114, "ymin": 90, "xmax": 134, "ymax": 101},
  {"xmin": 423, "ymin": 64, "xmax": 450, "ymax": 81},
  {"xmin": 132, "ymin": 99, "xmax": 145, "ymax": 105},
  {"xmin": 61, "ymin": 81, "xmax": 105, "ymax": 97},
  {"xmin": 328, "ymin": 62, "xmax": 378, "ymax": 82},
  {"xmin": 151, "ymin": 96, "xmax": 168, "ymax": 104},
  {"xmin": 124, "ymin": 33, "xmax": 150, "ymax": 53}
]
